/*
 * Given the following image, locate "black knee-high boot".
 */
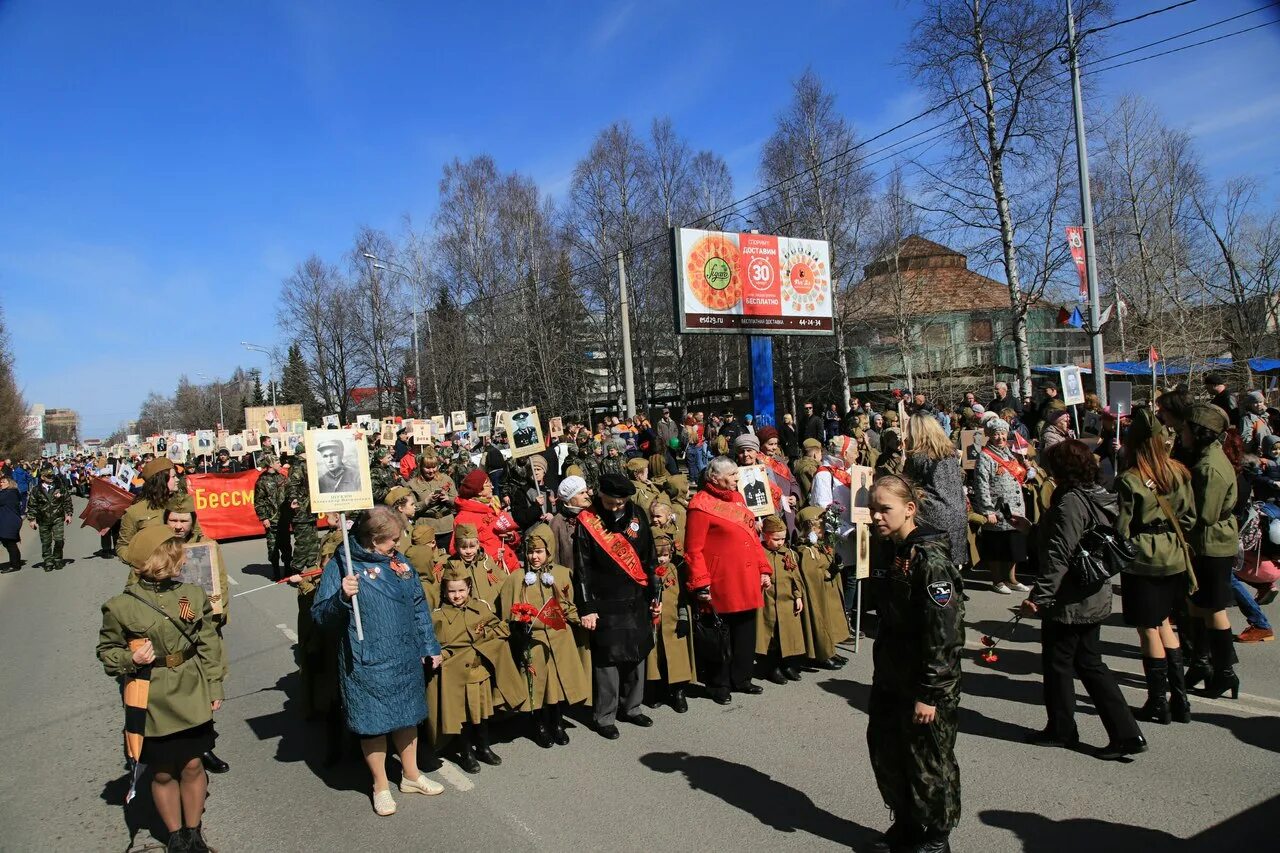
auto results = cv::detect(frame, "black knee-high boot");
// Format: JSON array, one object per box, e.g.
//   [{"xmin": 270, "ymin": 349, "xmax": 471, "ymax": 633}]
[
  {"xmin": 1182, "ymin": 620, "xmax": 1212, "ymax": 690},
  {"xmin": 549, "ymin": 702, "xmax": 569, "ymax": 745},
  {"xmin": 1203, "ymin": 628, "xmax": 1240, "ymax": 699},
  {"xmin": 474, "ymin": 719, "xmax": 501, "ymax": 765},
  {"xmin": 1166, "ymin": 646, "xmax": 1191, "ymax": 723},
  {"xmin": 1134, "ymin": 657, "xmax": 1171, "ymax": 724},
  {"xmin": 455, "ymin": 725, "xmax": 480, "ymax": 773}
]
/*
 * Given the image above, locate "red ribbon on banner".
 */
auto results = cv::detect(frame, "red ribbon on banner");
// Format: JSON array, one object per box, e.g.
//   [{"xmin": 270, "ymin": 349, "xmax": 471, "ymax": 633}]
[
  {"xmin": 186, "ymin": 471, "xmax": 265, "ymax": 540},
  {"xmin": 1066, "ymin": 226, "xmax": 1087, "ymax": 300}
]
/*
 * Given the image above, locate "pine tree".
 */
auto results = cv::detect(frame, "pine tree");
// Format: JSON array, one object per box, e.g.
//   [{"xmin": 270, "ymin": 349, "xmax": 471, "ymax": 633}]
[
  {"xmin": 252, "ymin": 371, "xmax": 265, "ymax": 406},
  {"xmin": 0, "ymin": 303, "xmax": 38, "ymax": 459},
  {"xmin": 281, "ymin": 342, "xmax": 320, "ymax": 424}
]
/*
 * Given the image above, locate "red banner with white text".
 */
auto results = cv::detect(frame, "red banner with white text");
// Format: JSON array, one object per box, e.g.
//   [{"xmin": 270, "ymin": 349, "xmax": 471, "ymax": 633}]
[{"xmin": 187, "ymin": 471, "xmax": 265, "ymax": 540}]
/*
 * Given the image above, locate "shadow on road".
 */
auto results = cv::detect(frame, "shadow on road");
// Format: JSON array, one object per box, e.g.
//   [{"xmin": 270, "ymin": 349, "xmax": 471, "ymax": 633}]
[
  {"xmin": 819, "ymin": 678, "xmax": 1041, "ymax": 744},
  {"xmin": 640, "ymin": 750, "xmax": 881, "ymax": 852},
  {"xmin": 1194, "ymin": 711, "xmax": 1280, "ymax": 753}
]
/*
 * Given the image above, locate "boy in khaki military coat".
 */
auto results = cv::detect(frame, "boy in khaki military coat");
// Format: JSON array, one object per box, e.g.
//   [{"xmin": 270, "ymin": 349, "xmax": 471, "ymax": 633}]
[{"xmin": 757, "ymin": 514, "xmax": 806, "ymax": 684}]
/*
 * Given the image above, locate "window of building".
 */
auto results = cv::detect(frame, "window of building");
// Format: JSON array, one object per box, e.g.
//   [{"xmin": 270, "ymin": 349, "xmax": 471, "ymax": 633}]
[
  {"xmin": 969, "ymin": 318, "xmax": 994, "ymax": 343},
  {"xmin": 922, "ymin": 323, "xmax": 950, "ymax": 348}
]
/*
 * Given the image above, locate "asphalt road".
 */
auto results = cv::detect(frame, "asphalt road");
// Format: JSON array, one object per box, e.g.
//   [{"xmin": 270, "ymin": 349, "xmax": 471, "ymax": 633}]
[{"xmin": 0, "ymin": 500, "xmax": 1275, "ymax": 852}]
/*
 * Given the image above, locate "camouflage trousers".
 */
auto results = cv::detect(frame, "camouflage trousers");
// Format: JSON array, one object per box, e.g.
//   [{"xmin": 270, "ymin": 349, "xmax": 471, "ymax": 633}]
[
  {"xmin": 38, "ymin": 520, "xmax": 66, "ymax": 567},
  {"xmin": 291, "ymin": 519, "xmax": 321, "ymax": 573},
  {"xmin": 867, "ymin": 688, "xmax": 961, "ymax": 834}
]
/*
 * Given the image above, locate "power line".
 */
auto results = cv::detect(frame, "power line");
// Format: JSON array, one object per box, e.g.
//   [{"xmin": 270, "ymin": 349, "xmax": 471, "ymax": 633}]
[
  {"xmin": 1087, "ymin": 19, "xmax": 1280, "ymax": 74},
  {"xmin": 1084, "ymin": 0, "xmax": 1201, "ymax": 35},
  {"xmin": 1082, "ymin": 0, "xmax": 1279, "ymax": 65}
]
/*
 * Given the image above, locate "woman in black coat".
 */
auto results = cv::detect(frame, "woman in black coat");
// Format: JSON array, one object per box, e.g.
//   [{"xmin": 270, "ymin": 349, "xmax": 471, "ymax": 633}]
[
  {"xmin": 1020, "ymin": 440, "xmax": 1147, "ymax": 760},
  {"xmin": 0, "ymin": 474, "xmax": 22, "ymax": 571}
]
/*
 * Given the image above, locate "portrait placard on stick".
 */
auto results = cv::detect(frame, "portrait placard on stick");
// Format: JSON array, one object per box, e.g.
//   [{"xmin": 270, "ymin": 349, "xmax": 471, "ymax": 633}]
[
  {"xmin": 431, "ymin": 415, "xmax": 447, "ymax": 436},
  {"xmin": 380, "ymin": 421, "xmax": 397, "ymax": 446},
  {"xmin": 242, "ymin": 431, "xmax": 261, "ymax": 452},
  {"xmin": 304, "ymin": 428, "xmax": 374, "ymax": 514},
  {"xmin": 1111, "ymin": 381, "xmax": 1133, "ymax": 417},
  {"xmin": 412, "ymin": 421, "xmax": 432, "ymax": 445},
  {"xmin": 504, "ymin": 406, "xmax": 546, "ymax": 459},
  {"xmin": 960, "ymin": 430, "xmax": 984, "ymax": 471},
  {"xmin": 855, "ymin": 523, "xmax": 871, "ymax": 580},
  {"xmin": 476, "ymin": 415, "xmax": 492, "ymax": 437},
  {"xmin": 181, "ymin": 542, "xmax": 224, "ymax": 615},
  {"xmin": 848, "ymin": 465, "xmax": 875, "ymax": 524},
  {"xmin": 548, "ymin": 416, "xmax": 564, "ymax": 438},
  {"xmin": 737, "ymin": 464, "xmax": 776, "ymax": 517},
  {"xmin": 194, "ymin": 430, "xmax": 216, "ymax": 454},
  {"xmin": 322, "ymin": 414, "xmax": 340, "ymax": 428},
  {"xmin": 450, "ymin": 411, "xmax": 467, "ymax": 433},
  {"xmin": 356, "ymin": 414, "xmax": 375, "ymax": 431},
  {"xmin": 1059, "ymin": 366, "xmax": 1085, "ymax": 406}
]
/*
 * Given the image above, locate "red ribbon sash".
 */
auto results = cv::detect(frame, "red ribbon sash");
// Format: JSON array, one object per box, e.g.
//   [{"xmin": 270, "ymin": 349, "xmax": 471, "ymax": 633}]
[
  {"xmin": 982, "ymin": 447, "xmax": 1027, "ymax": 485},
  {"xmin": 817, "ymin": 465, "xmax": 852, "ymax": 488},
  {"xmin": 689, "ymin": 489, "xmax": 758, "ymax": 536},
  {"xmin": 577, "ymin": 510, "xmax": 648, "ymax": 587}
]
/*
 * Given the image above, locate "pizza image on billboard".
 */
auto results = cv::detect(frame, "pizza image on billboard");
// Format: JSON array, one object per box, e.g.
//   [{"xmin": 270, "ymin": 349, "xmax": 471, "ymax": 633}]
[{"xmin": 672, "ymin": 227, "xmax": 833, "ymax": 335}]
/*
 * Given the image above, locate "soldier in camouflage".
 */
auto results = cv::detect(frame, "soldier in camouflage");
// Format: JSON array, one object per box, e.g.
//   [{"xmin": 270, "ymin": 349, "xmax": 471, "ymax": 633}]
[
  {"xmin": 368, "ymin": 446, "xmax": 400, "ymax": 506},
  {"xmin": 254, "ymin": 459, "xmax": 292, "ymax": 579},
  {"xmin": 286, "ymin": 449, "xmax": 321, "ymax": 573},
  {"xmin": 867, "ymin": 475, "xmax": 963, "ymax": 853},
  {"xmin": 26, "ymin": 466, "xmax": 73, "ymax": 571}
]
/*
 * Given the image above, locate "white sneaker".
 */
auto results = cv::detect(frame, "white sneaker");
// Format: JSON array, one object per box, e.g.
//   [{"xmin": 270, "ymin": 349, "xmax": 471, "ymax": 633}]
[
  {"xmin": 992, "ymin": 582, "xmax": 1013, "ymax": 595},
  {"xmin": 1011, "ymin": 581, "xmax": 1032, "ymax": 592},
  {"xmin": 400, "ymin": 773, "xmax": 444, "ymax": 796},
  {"xmin": 372, "ymin": 789, "xmax": 397, "ymax": 816}
]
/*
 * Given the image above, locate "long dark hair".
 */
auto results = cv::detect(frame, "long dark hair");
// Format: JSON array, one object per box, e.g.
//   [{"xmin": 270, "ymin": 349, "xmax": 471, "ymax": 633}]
[{"xmin": 137, "ymin": 471, "xmax": 172, "ymax": 510}]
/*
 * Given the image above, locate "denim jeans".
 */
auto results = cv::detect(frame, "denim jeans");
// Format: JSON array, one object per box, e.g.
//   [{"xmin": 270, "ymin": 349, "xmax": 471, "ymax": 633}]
[{"xmin": 1231, "ymin": 572, "xmax": 1272, "ymax": 630}]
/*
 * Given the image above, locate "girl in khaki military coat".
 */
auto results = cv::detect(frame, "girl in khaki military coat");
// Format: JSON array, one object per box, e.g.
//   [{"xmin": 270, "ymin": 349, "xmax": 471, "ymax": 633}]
[
  {"xmin": 649, "ymin": 498, "xmax": 683, "ymax": 553},
  {"xmin": 98, "ymin": 525, "xmax": 224, "ymax": 853},
  {"xmin": 498, "ymin": 530, "xmax": 588, "ymax": 748},
  {"xmin": 644, "ymin": 530, "xmax": 695, "ymax": 713},
  {"xmin": 794, "ymin": 506, "xmax": 849, "ymax": 669},
  {"xmin": 428, "ymin": 568, "xmax": 528, "ymax": 773},
  {"xmin": 756, "ymin": 514, "xmax": 805, "ymax": 684},
  {"xmin": 432, "ymin": 523, "xmax": 502, "ymax": 609}
]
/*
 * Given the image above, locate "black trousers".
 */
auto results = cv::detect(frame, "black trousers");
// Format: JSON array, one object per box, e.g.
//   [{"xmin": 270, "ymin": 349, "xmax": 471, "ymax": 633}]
[
  {"xmin": 1, "ymin": 537, "xmax": 19, "ymax": 567},
  {"xmin": 99, "ymin": 520, "xmax": 120, "ymax": 555},
  {"xmin": 708, "ymin": 610, "xmax": 757, "ymax": 691},
  {"xmin": 1041, "ymin": 620, "xmax": 1141, "ymax": 741}
]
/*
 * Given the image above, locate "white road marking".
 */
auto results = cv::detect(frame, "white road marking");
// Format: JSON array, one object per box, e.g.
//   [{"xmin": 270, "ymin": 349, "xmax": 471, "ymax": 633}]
[
  {"xmin": 275, "ymin": 623, "xmax": 298, "ymax": 643},
  {"xmin": 226, "ymin": 575, "xmax": 239, "ymax": 585},
  {"xmin": 434, "ymin": 759, "xmax": 475, "ymax": 792}
]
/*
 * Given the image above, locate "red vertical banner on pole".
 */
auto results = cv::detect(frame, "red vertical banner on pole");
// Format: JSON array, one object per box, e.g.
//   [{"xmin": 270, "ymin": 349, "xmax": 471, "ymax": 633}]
[
  {"xmin": 1066, "ymin": 226, "xmax": 1088, "ymax": 301},
  {"xmin": 738, "ymin": 232, "xmax": 782, "ymax": 318}
]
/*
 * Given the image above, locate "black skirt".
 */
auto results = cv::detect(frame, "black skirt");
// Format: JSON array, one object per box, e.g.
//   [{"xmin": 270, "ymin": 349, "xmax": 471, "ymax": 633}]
[
  {"xmin": 141, "ymin": 720, "xmax": 217, "ymax": 767},
  {"xmin": 978, "ymin": 528, "xmax": 1027, "ymax": 563},
  {"xmin": 1189, "ymin": 555, "xmax": 1234, "ymax": 611},
  {"xmin": 1121, "ymin": 573, "xmax": 1184, "ymax": 628}
]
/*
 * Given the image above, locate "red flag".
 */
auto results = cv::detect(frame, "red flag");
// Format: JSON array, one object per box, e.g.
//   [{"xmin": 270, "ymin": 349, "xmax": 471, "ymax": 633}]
[
  {"xmin": 1065, "ymin": 227, "xmax": 1087, "ymax": 300},
  {"xmin": 1148, "ymin": 346, "xmax": 1160, "ymax": 367},
  {"xmin": 80, "ymin": 476, "xmax": 134, "ymax": 531},
  {"xmin": 1056, "ymin": 306, "xmax": 1071, "ymax": 326},
  {"xmin": 535, "ymin": 595, "xmax": 568, "ymax": 630}
]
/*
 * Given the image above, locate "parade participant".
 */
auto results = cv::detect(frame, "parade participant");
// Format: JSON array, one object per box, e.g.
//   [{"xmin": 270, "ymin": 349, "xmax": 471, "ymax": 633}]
[
  {"xmin": 117, "ymin": 457, "xmax": 178, "ymax": 560},
  {"xmin": 648, "ymin": 497, "xmax": 682, "ymax": 553},
  {"xmin": 1040, "ymin": 404, "xmax": 1074, "ymax": 448},
  {"xmin": 212, "ymin": 448, "xmax": 240, "ymax": 474},
  {"xmin": 368, "ymin": 446, "xmax": 401, "ymax": 505},
  {"xmin": 312, "ymin": 506, "xmax": 444, "ymax": 816},
  {"xmin": 742, "ymin": 429, "xmax": 800, "ymax": 535},
  {"xmin": 685, "ymin": 457, "xmax": 773, "ymax": 702},
  {"xmin": 98, "ymin": 525, "xmax": 225, "ymax": 853},
  {"xmin": 793, "ymin": 438, "xmax": 824, "ymax": 503},
  {"xmin": 0, "ymin": 473, "xmax": 22, "ymax": 572},
  {"xmin": 25, "ymin": 465, "xmax": 72, "ymax": 571},
  {"xmin": 406, "ymin": 448, "xmax": 458, "ymax": 550},
  {"xmin": 550, "ymin": 475, "xmax": 590, "ymax": 572},
  {"xmin": 904, "ymin": 414, "xmax": 966, "ymax": 566},
  {"xmin": 1116, "ymin": 408, "xmax": 1195, "ymax": 724},
  {"xmin": 290, "ymin": 512, "xmax": 344, "ymax": 766},
  {"xmin": 625, "ymin": 457, "xmax": 661, "ymax": 516},
  {"xmin": 383, "ymin": 486, "xmax": 416, "ymax": 552},
  {"xmin": 452, "ymin": 470, "xmax": 519, "ymax": 573},
  {"xmin": 405, "ymin": 523, "xmax": 442, "ymax": 599},
  {"xmin": 435, "ymin": 523, "xmax": 502, "ymax": 610},
  {"xmin": 573, "ymin": 472, "xmax": 661, "ymax": 739},
  {"xmin": 428, "ymin": 568, "xmax": 526, "ymax": 773},
  {"xmin": 254, "ymin": 458, "xmax": 291, "ymax": 579},
  {"xmin": 286, "ymin": 448, "xmax": 321, "ymax": 574},
  {"xmin": 644, "ymin": 529, "xmax": 694, "ymax": 713},
  {"xmin": 1021, "ymin": 440, "xmax": 1146, "ymax": 760},
  {"xmin": 757, "ymin": 515, "xmax": 805, "ymax": 684},
  {"xmin": 811, "ymin": 436, "xmax": 862, "ymax": 622},
  {"xmin": 794, "ymin": 505, "xmax": 849, "ymax": 670},
  {"xmin": 499, "ymin": 529, "xmax": 588, "ymax": 747},
  {"xmin": 866, "ymin": 474, "xmax": 962, "ymax": 853},
  {"xmin": 973, "ymin": 418, "xmax": 1029, "ymax": 594},
  {"xmin": 661, "ymin": 474, "xmax": 690, "ymax": 539},
  {"xmin": 1180, "ymin": 404, "xmax": 1242, "ymax": 699}
]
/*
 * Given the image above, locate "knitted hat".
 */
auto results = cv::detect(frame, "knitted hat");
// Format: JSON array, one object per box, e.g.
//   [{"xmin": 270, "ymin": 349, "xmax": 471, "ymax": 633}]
[
  {"xmin": 756, "ymin": 426, "xmax": 779, "ymax": 445},
  {"xmin": 761, "ymin": 515, "xmax": 787, "ymax": 534},
  {"xmin": 125, "ymin": 524, "xmax": 182, "ymax": 570},
  {"xmin": 558, "ymin": 475, "xmax": 588, "ymax": 501},
  {"xmin": 140, "ymin": 457, "xmax": 174, "ymax": 480},
  {"xmin": 1188, "ymin": 403, "xmax": 1228, "ymax": 435},
  {"xmin": 984, "ymin": 417, "xmax": 1010, "ymax": 435},
  {"xmin": 529, "ymin": 455, "xmax": 548, "ymax": 475},
  {"xmin": 454, "ymin": 522, "xmax": 479, "ymax": 541},
  {"xmin": 733, "ymin": 433, "xmax": 761, "ymax": 452},
  {"xmin": 383, "ymin": 486, "xmax": 413, "ymax": 507},
  {"xmin": 459, "ymin": 469, "xmax": 490, "ymax": 499},
  {"xmin": 599, "ymin": 472, "xmax": 635, "ymax": 498},
  {"xmin": 1247, "ymin": 390, "xmax": 1266, "ymax": 406}
]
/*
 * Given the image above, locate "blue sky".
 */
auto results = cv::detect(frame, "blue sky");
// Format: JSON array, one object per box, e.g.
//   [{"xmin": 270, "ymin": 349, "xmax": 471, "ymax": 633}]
[{"xmin": 2, "ymin": 0, "xmax": 1278, "ymax": 438}]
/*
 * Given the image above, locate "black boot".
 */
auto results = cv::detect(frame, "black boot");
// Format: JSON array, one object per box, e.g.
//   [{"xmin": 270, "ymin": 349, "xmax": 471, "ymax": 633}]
[
  {"xmin": 670, "ymin": 686, "xmax": 688, "ymax": 714},
  {"xmin": 913, "ymin": 829, "xmax": 951, "ymax": 853},
  {"xmin": 455, "ymin": 727, "xmax": 481, "ymax": 773},
  {"xmin": 531, "ymin": 710, "xmax": 553, "ymax": 748},
  {"xmin": 1203, "ymin": 628, "xmax": 1241, "ymax": 699},
  {"xmin": 166, "ymin": 828, "xmax": 191, "ymax": 853},
  {"xmin": 201, "ymin": 750, "xmax": 230, "ymax": 773},
  {"xmin": 1166, "ymin": 646, "xmax": 1191, "ymax": 723},
  {"xmin": 1182, "ymin": 621, "xmax": 1212, "ymax": 690},
  {"xmin": 549, "ymin": 703, "xmax": 569, "ymax": 746},
  {"xmin": 1134, "ymin": 657, "xmax": 1171, "ymax": 724},
  {"xmin": 185, "ymin": 825, "xmax": 210, "ymax": 853},
  {"xmin": 474, "ymin": 720, "xmax": 502, "ymax": 766}
]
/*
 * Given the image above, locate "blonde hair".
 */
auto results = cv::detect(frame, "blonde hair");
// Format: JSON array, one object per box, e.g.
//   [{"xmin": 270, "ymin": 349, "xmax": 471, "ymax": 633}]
[
  {"xmin": 871, "ymin": 472, "xmax": 926, "ymax": 507},
  {"xmin": 905, "ymin": 414, "xmax": 955, "ymax": 461},
  {"xmin": 138, "ymin": 538, "xmax": 186, "ymax": 582}
]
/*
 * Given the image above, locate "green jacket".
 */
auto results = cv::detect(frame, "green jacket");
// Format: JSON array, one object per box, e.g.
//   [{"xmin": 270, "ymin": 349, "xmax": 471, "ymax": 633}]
[
  {"xmin": 254, "ymin": 469, "xmax": 288, "ymax": 524},
  {"xmin": 1190, "ymin": 443, "xmax": 1239, "ymax": 558},
  {"xmin": 1116, "ymin": 471, "xmax": 1195, "ymax": 577},
  {"xmin": 97, "ymin": 578, "xmax": 225, "ymax": 737},
  {"xmin": 25, "ymin": 478, "xmax": 72, "ymax": 525},
  {"xmin": 117, "ymin": 501, "xmax": 165, "ymax": 561}
]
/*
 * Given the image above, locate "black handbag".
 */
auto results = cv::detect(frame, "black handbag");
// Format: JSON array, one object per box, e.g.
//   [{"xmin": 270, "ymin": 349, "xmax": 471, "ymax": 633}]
[
  {"xmin": 691, "ymin": 606, "xmax": 730, "ymax": 671},
  {"xmin": 1069, "ymin": 513, "xmax": 1137, "ymax": 588}
]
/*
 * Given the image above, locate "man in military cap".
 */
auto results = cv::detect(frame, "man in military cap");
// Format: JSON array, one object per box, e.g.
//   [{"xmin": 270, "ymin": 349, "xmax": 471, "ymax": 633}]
[
  {"xmin": 316, "ymin": 437, "xmax": 358, "ymax": 494},
  {"xmin": 572, "ymin": 471, "xmax": 661, "ymax": 740},
  {"xmin": 254, "ymin": 458, "xmax": 292, "ymax": 579},
  {"xmin": 26, "ymin": 465, "xmax": 73, "ymax": 571},
  {"xmin": 792, "ymin": 438, "xmax": 824, "ymax": 501},
  {"xmin": 406, "ymin": 447, "xmax": 457, "ymax": 550}
]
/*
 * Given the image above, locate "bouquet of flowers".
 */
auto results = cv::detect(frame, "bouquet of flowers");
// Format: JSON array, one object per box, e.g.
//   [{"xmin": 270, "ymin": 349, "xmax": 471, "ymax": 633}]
[{"xmin": 509, "ymin": 602, "xmax": 539, "ymax": 697}]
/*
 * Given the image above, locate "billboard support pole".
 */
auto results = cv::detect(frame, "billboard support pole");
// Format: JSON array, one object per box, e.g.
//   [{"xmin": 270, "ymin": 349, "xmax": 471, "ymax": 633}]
[
  {"xmin": 749, "ymin": 336, "xmax": 776, "ymax": 428},
  {"xmin": 618, "ymin": 251, "xmax": 637, "ymax": 418}
]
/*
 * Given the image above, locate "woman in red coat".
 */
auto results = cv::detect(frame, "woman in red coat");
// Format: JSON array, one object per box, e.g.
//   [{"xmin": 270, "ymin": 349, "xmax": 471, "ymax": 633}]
[
  {"xmin": 451, "ymin": 471, "xmax": 520, "ymax": 573},
  {"xmin": 685, "ymin": 456, "xmax": 773, "ymax": 703}
]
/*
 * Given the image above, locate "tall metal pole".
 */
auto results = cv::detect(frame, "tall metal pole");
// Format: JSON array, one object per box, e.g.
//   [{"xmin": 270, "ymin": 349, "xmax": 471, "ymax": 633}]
[
  {"xmin": 411, "ymin": 303, "xmax": 423, "ymax": 416},
  {"xmin": 1067, "ymin": 0, "xmax": 1107, "ymax": 406},
  {"xmin": 617, "ymin": 251, "xmax": 637, "ymax": 418}
]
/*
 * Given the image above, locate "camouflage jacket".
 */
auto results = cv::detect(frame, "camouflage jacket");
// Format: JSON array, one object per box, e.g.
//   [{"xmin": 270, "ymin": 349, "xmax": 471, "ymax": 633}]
[
  {"xmin": 369, "ymin": 462, "xmax": 400, "ymax": 506},
  {"xmin": 254, "ymin": 469, "xmax": 288, "ymax": 523},
  {"xmin": 26, "ymin": 477, "xmax": 73, "ymax": 523},
  {"xmin": 286, "ymin": 454, "xmax": 311, "ymax": 516}
]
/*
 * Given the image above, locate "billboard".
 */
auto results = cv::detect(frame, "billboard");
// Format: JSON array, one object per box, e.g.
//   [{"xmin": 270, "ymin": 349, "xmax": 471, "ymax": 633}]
[
  {"xmin": 671, "ymin": 227, "xmax": 834, "ymax": 335},
  {"xmin": 244, "ymin": 404, "xmax": 304, "ymax": 438}
]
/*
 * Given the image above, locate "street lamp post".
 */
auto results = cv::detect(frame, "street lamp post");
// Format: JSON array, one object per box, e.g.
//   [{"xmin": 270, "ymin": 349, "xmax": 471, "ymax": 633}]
[
  {"xmin": 363, "ymin": 252, "xmax": 435, "ymax": 416},
  {"xmin": 197, "ymin": 372, "xmax": 225, "ymax": 428},
  {"xmin": 241, "ymin": 341, "xmax": 278, "ymax": 406}
]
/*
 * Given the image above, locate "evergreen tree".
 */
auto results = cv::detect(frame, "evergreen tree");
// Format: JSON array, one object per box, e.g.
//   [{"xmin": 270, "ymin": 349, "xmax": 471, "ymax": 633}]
[
  {"xmin": 281, "ymin": 342, "xmax": 320, "ymax": 424},
  {"xmin": 252, "ymin": 371, "xmax": 265, "ymax": 406},
  {"xmin": 0, "ymin": 303, "xmax": 38, "ymax": 459}
]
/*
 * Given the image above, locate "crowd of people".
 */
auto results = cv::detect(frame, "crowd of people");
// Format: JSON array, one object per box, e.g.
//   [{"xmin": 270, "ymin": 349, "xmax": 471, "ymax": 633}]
[{"xmin": 2, "ymin": 369, "xmax": 1277, "ymax": 853}]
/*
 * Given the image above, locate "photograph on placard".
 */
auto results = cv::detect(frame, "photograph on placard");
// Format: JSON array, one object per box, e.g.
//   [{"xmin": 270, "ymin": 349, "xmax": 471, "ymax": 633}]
[
  {"xmin": 115, "ymin": 463, "xmax": 138, "ymax": 490},
  {"xmin": 1111, "ymin": 381, "xmax": 1133, "ymax": 417},
  {"xmin": 322, "ymin": 413, "xmax": 340, "ymax": 428},
  {"xmin": 431, "ymin": 415, "xmax": 447, "ymax": 436},
  {"xmin": 412, "ymin": 421, "xmax": 432, "ymax": 445},
  {"xmin": 476, "ymin": 415, "xmax": 491, "ymax": 437},
  {"xmin": 243, "ymin": 431, "xmax": 261, "ymax": 452},
  {"xmin": 288, "ymin": 420, "xmax": 307, "ymax": 435},
  {"xmin": 305, "ymin": 428, "xmax": 374, "ymax": 513},
  {"xmin": 380, "ymin": 421, "xmax": 397, "ymax": 446},
  {"xmin": 181, "ymin": 542, "xmax": 224, "ymax": 615},
  {"xmin": 356, "ymin": 414, "xmax": 375, "ymax": 431},
  {"xmin": 504, "ymin": 406, "xmax": 546, "ymax": 458},
  {"xmin": 855, "ymin": 523, "xmax": 871, "ymax": 580},
  {"xmin": 450, "ymin": 410, "xmax": 467, "ymax": 433},
  {"xmin": 960, "ymin": 430, "xmax": 984, "ymax": 471},
  {"xmin": 848, "ymin": 465, "xmax": 874, "ymax": 524},
  {"xmin": 126, "ymin": 434, "xmax": 141, "ymax": 448},
  {"xmin": 155, "ymin": 436, "xmax": 168, "ymax": 454},
  {"xmin": 548, "ymin": 416, "xmax": 564, "ymax": 438},
  {"xmin": 1059, "ymin": 366, "xmax": 1085, "ymax": 406},
  {"xmin": 194, "ymin": 430, "xmax": 216, "ymax": 453},
  {"xmin": 736, "ymin": 464, "xmax": 776, "ymax": 517}
]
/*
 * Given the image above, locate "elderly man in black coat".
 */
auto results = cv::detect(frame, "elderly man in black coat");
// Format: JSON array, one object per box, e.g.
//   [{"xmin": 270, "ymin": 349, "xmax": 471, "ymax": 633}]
[{"xmin": 572, "ymin": 472, "xmax": 662, "ymax": 739}]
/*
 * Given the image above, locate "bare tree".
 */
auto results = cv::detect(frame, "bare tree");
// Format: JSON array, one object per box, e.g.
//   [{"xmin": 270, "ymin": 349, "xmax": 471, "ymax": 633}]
[{"xmin": 277, "ymin": 255, "xmax": 365, "ymax": 422}]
